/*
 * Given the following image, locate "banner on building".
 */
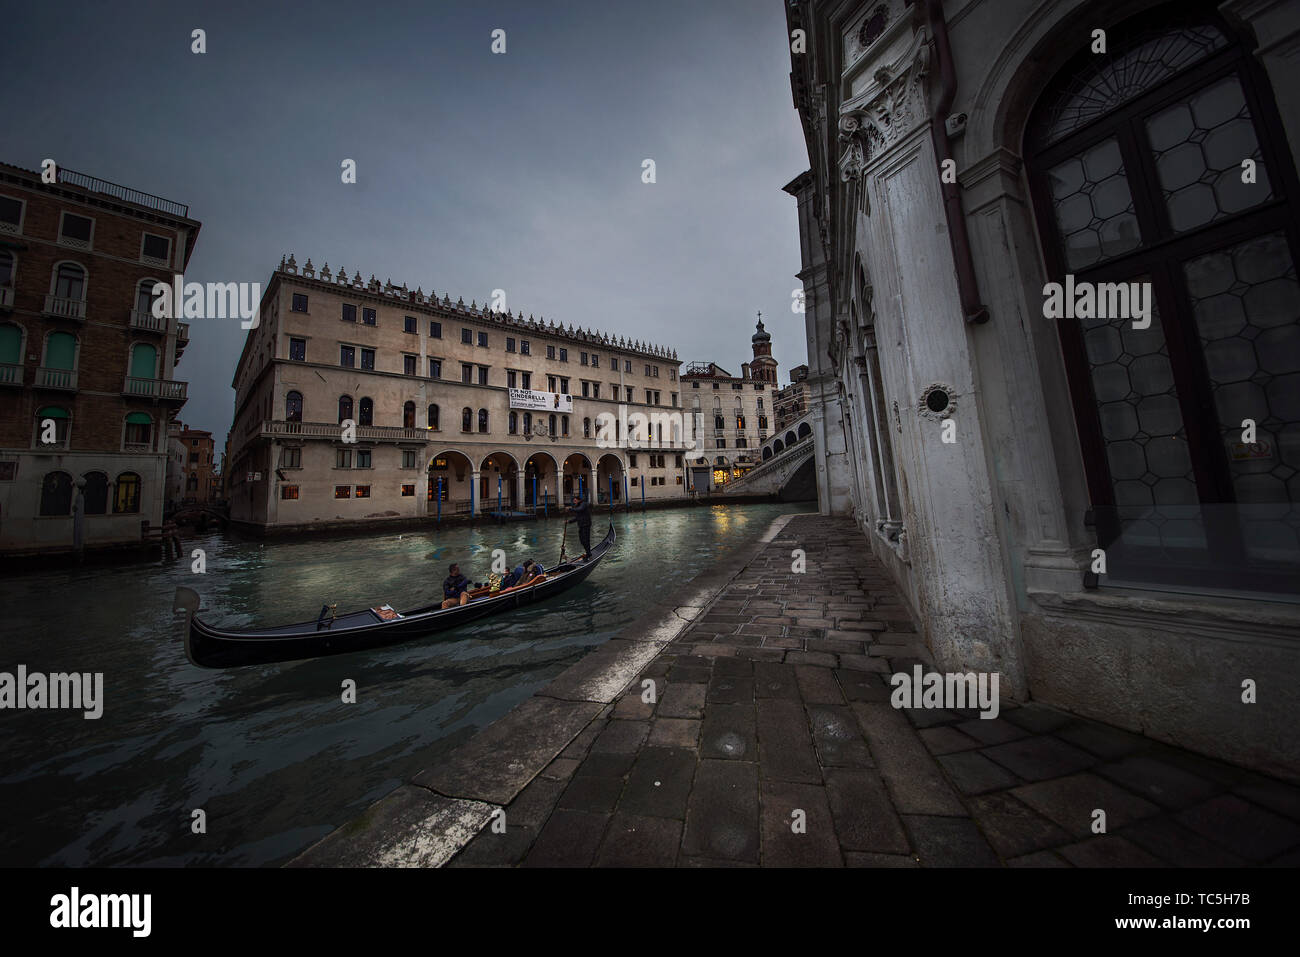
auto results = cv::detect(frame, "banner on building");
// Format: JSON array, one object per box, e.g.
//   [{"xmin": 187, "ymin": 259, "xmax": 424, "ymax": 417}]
[{"xmin": 509, "ymin": 389, "xmax": 572, "ymax": 413}]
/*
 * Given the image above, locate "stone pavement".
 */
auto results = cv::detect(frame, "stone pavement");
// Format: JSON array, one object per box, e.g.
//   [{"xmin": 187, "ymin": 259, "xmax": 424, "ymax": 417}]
[{"xmin": 447, "ymin": 513, "xmax": 1300, "ymax": 867}]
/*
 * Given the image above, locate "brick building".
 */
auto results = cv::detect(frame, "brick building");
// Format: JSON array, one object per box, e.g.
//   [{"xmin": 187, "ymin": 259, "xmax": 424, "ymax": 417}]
[
  {"xmin": 0, "ymin": 162, "xmax": 198, "ymax": 556},
  {"xmin": 226, "ymin": 255, "xmax": 696, "ymax": 530}
]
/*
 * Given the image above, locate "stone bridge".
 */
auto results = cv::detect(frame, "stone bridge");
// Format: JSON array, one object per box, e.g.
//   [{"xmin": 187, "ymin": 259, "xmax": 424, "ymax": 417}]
[{"xmin": 718, "ymin": 410, "xmax": 817, "ymax": 500}]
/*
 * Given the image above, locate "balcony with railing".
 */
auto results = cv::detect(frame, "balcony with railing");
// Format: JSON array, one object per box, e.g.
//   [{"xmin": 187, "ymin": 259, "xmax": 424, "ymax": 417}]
[
  {"xmin": 57, "ymin": 168, "xmax": 190, "ymax": 218},
  {"xmin": 44, "ymin": 295, "xmax": 87, "ymax": 320},
  {"xmin": 0, "ymin": 363, "xmax": 21, "ymax": 386},
  {"xmin": 261, "ymin": 420, "xmax": 431, "ymax": 443},
  {"xmin": 129, "ymin": 308, "xmax": 168, "ymax": 333},
  {"xmin": 123, "ymin": 376, "xmax": 187, "ymax": 400},
  {"xmin": 37, "ymin": 367, "xmax": 77, "ymax": 390}
]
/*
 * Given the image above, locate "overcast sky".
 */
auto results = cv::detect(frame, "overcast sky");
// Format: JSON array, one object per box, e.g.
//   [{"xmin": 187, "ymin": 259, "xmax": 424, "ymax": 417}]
[{"xmin": 4, "ymin": 0, "xmax": 808, "ymax": 451}]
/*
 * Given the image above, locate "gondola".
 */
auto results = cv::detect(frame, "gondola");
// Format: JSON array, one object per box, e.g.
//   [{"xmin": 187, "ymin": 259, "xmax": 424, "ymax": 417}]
[{"xmin": 178, "ymin": 524, "xmax": 615, "ymax": 669}]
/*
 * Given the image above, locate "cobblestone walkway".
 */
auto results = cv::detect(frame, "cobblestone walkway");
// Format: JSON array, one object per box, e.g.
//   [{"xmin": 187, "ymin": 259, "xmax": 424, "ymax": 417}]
[{"xmin": 449, "ymin": 514, "xmax": 1300, "ymax": 867}]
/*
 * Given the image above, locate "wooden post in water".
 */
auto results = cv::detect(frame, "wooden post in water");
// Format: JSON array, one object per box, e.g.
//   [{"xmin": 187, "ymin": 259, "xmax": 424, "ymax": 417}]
[{"xmin": 437, "ymin": 477, "xmax": 442, "ymax": 523}]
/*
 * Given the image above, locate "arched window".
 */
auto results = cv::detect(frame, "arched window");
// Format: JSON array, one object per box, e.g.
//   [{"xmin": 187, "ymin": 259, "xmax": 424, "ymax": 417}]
[
  {"xmin": 338, "ymin": 395, "xmax": 353, "ymax": 424},
  {"xmin": 478, "ymin": 408, "xmax": 489, "ymax": 433},
  {"xmin": 358, "ymin": 397, "xmax": 373, "ymax": 426},
  {"xmin": 45, "ymin": 331, "xmax": 76, "ymax": 371},
  {"xmin": 40, "ymin": 471, "xmax": 73, "ymax": 515},
  {"xmin": 286, "ymin": 391, "xmax": 303, "ymax": 422},
  {"xmin": 403, "ymin": 401, "xmax": 415, "ymax": 429},
  {"xmin": 562, "ymin": 415, "xmax": 570, "ymax": 437},
  {"xmin": 549, "ymin": 413, "xmax": 557, "ymax": 435},
  {"xmin": 763, "ymin": 446, "xmax": 773, "ymax": 460},
  {"xmin": 83, "ymin": 471, "xmax": 108, "ymax": 515},
  {"xmin": 0, "ymin": 323, "xmax": 21, "ymax": 369},
  {"xmin": 523, "ymin": 412, "xmax": 532, "ymax": 434},
  {"xmin": 124, "ymin": 411, "xmax": 152, "ymax": 448},
  {"xmin": 797, "ymin": 422, "xmax": 812, "ymax": 439},
  {"xmin": 427, "ymin": 403, "xmax": 439, "ymax": 430},
  {"xmin": 714, "ymin": 415, "xmax": 725, "ymax": 430},
  {"xmin": 34, "ymin": 405, "xmax": 70, "ymax": 447},
  {"xmin": 785, "ymin": 432, "xmax": 797, "ymax": 446},
  {"xmin": 509, "ymin": 410, "xmax": 518, "ymax": 434},
  {"xmin": 114, "ymin": 472, "xmax": 141, "ymax": 513},
  {"xmin": 53, "ymin": 263, "xmax": 85, "ymax": 301},
  {"xmin": 583, "ymin": 417, "xmax": 591, "ymax": 438},
  {"xmin": 136, "ymin": 280, "xmax": 158, "ymax": 315},
  {"xmin": 128, "ymin": 342, "xmax": 157, "ymax": 380},
  {"xmin": 462, "ymin": 407, "xmax": 473, "ymax": 432},
  {"xmin": 1025, "ymin": 5, "xmax": 1300, "ymax": 592},
  {"xmin": 773, "ymin": 438, "xmax": 785, "ymax": 454}
]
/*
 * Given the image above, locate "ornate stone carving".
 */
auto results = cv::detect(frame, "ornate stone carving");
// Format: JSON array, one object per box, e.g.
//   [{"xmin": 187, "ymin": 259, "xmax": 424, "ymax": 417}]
[{"xmin": 837, "ymin": 28, "xmax": 931, "ymax": 181}]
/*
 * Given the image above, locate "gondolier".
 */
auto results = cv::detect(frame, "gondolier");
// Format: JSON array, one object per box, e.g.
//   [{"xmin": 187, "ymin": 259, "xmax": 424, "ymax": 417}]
[
  {"xmin": 182, "ymin": 526, "xmax": 617, "ymax": 669},
  {"xmin": 566, "ymin": 494, "xmax": 592, "ymax": 560}
]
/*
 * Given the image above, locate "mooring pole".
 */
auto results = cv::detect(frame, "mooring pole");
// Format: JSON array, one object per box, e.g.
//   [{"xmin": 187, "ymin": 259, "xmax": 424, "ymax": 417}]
[{"xmin": 437, "ymin": 477, "xmax": 442, "ymax": 522}]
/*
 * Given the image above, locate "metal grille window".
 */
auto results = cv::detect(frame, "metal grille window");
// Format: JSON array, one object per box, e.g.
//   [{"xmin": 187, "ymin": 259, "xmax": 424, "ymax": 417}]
[{"xmin": 1026, "ymin": 6, "xmax": 1300, "ymax": 594}]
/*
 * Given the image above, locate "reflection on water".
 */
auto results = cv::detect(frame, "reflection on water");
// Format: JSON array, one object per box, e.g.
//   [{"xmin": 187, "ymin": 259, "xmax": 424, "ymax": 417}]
[{"xmin": 0, "ymin": 502, "xmax": 811, "ymax": 866}]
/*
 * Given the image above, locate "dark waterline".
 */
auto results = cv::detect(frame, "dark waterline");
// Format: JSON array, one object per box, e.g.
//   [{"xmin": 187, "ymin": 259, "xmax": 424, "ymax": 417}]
[{"xmin": 0, "ymin": 502, "xmax": 812, "ymax": 867}]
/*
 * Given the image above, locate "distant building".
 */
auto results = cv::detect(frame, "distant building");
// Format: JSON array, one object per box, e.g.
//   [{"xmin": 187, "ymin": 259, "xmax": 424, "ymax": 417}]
[
  {"xmin": 680, "ymin": 316, "xmax": 781, "ymax": 490},
  {"xmin": 774, "ymin": 364, "xmax": 809, "ymax": 430},
  {"xmin": 166, "ymin": 421, "xmax": 185, "ymax": 510},
  {"xmin": 226, "ymin": 255, "xmax": 695, "ymax": 530},
  {"xmin": 0, "ymin": 161, "xmax": 198, "ymax": 556},
  {"xmin": 178, "ymin": 425, "xmax": 216, "ymax": 504}
]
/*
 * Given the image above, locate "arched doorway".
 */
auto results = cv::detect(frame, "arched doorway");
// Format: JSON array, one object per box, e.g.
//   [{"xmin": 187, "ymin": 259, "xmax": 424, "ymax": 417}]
[
  {"xmin": 562, "ymin": 452, "xmax": 592, "ymax": 503},
  {"xmin": 524, "ymin": 451, "xmax": 559, "ymax": 508},
  {"xmin": 597, "ymin": 453, "xmax": 625, "ymax": 505},
  {"xmin": 480, "ymin": 452, "xmax": 519, "ymax": 513},
  {"xmin": 428, "ymin": 450, "xmax": 473, "ymax": 515}
]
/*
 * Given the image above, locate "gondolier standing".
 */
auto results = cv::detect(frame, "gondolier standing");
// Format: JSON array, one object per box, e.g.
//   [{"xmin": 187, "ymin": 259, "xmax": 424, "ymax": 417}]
[{"xmin": 566, "ymin": 494, "xmax": 592, "ymax": 560}]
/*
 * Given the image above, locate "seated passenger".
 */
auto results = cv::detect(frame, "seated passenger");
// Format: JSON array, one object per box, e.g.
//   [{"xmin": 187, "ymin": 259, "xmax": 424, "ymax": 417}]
[
  {"xmin": 521, "ymin": 559, "xmax": 545, "ymax": 583},
  {"xmin": 441, "ymin": 563, "xmax": 473, "ymax": 608}
]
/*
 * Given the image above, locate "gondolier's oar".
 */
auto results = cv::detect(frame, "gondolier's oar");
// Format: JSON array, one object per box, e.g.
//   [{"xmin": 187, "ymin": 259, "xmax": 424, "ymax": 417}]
[{"xmin": 558, "ymin": 516, "xmax": 568, "ymax": 565}]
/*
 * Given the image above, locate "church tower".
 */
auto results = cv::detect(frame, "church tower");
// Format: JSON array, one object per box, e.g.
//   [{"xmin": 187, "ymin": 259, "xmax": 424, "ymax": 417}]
[{"xmin": 749, "ymin": 313, "xmax": 778, "ymax": 385}]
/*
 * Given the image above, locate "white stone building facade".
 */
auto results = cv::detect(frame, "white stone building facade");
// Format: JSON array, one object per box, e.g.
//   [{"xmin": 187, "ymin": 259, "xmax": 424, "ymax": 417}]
[{"xmin": 786, "ymin": 0, "xmax": 1300, "ymax": 778}]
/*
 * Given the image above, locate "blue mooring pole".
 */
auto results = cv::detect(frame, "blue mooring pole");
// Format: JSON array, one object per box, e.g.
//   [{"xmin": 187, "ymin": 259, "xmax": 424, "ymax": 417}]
[
  {"xmin": 532, "ymin": 475, "xmax": 537, "ymax": 513},
  {"xmin": 608, "ymin": 475, "xmax": 614, "ymax": 514},
  {"xmin": 544, "ymin": 487, "xmax": 548, "ymax": 518},
  {"xmin": 497, "ymin": 474, "xmax": 502, "ymax": 517},
  {"xmin": 641, "ymin": 475, "xmax": 645, "ymax": 510},
  {"xmin": 624, "ymin": 474, "xmax": 630, "ymax": 511},
  {"xmin": 437, "ymin": 477, "xmax": 442, "ymax": 522},
  {"xmin": 579, "ymin": 475, "xmax": 584, "ymax": 501}
]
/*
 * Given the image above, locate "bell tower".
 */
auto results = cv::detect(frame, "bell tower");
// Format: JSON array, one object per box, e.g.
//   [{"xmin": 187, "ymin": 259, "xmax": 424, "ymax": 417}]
[{"xmin": 750, "ymin": 312, "xmax": 778, "ymax": 385}]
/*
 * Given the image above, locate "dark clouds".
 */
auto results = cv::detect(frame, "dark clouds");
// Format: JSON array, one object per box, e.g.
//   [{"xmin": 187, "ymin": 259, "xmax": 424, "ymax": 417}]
[{"xmin": 3, "ymin": 0, "xmax": 808, "ymax": 448}]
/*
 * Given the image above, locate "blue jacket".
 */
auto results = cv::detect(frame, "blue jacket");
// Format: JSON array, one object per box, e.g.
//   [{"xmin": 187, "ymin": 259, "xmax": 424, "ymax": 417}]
[{"xmin": 443, "ymin": 573, "xmax": 470, "ymax": 599}]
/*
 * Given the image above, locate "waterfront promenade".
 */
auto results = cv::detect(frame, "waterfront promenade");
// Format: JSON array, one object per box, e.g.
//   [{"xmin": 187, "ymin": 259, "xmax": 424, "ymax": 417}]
[{"xmin": 293, "ymin": 514, "xmax": 1300, "ymax": 867}]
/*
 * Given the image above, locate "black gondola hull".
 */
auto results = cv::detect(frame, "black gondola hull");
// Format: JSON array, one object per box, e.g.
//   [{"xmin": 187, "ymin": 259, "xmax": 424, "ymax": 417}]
[{"xmin": 185, "ymin": 525, "xmax": 614, "ymax": 668}]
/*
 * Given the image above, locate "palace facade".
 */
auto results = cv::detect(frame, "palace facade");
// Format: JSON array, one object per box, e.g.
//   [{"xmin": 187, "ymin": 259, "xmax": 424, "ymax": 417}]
[
  {"xmin": 0, "ymin": 161, "xmax": 197, "ymax": 556},
  {"xmin": 227, "ymin": 256, "xmax": 698, "ymax": 530},
  {"xmin": 680, "ymin": 317, "xmax": 783, "ymax": 490},
  {"xmin": 786, "ymin": 0, "xmax": 1300, "ymax": 777}
]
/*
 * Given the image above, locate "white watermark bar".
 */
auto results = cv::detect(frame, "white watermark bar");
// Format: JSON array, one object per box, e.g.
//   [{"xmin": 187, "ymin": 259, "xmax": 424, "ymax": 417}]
[
  {"xmin": 890, "ymin": 665, "xmax": 1000, "ymax": 719},
  {"xmin": 152, "ymin": 273, "xmax": 261, "ymax": 329},
  {"xmin": 594, "ymin": 405, "xmax": 703, "ymax": 451},
  {"xmin": 0, "ymin": 665, "xmax": 103, "ymax": 719}
]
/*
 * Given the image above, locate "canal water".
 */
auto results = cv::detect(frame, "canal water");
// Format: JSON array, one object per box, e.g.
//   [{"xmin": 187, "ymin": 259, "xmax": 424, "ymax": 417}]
[{"xmin": 0, "ymin": 502, "xmax": 812, "ymax": 866}]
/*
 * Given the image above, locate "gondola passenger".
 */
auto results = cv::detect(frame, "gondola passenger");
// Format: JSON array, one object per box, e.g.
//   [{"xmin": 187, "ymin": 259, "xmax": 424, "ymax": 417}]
[{"xmin": 441, "ymin": 563, "xmax": 473, "ymax": 608}]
